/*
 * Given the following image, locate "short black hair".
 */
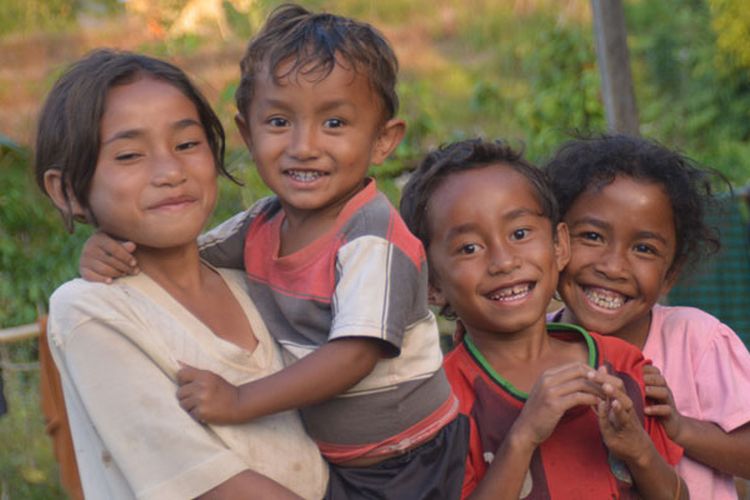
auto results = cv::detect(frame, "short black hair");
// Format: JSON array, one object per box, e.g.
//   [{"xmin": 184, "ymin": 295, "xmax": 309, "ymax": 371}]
[
  {"xmin": 35, "ymin": 48, "xmax": 232, "ymax": 231},
  {"xmin": 235, "ymin": 3, "xmax": 399, "ymax": 122},
  {"xmin": 400, "ymin": 138, "xmax": 559, "ymax": 252},
  {"xmin": 545, "ymin": 134, "xmax": 721, "ymax": 274}
]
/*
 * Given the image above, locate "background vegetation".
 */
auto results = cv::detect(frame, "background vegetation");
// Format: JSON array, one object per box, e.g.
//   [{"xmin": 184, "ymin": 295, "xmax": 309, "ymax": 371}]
[{"xmin": 1, "ymin": 0, "xmax": 749, "ymax": 497}]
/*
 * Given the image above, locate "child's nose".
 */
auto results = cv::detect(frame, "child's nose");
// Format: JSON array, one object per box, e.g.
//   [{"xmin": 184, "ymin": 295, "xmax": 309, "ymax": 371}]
[
  {"xmin": 594, "ymin": 245, "xmax": 629, "ymax": 279},
  {"xmin": 487, "ymin": 243, "xmax": 521, "ymax": 275},
  {"xmin": 152, "ymin": 152, "xmax": 187, "ymax": 186},
  {"xmin": 288, "ymin": 124, "xmax": 319, "ymax": 160}
]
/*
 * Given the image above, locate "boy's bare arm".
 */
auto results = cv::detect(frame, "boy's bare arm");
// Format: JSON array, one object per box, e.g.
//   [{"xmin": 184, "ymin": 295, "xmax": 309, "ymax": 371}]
[
  {"xmin": 592, "ymin": 367, "xmax": 688, "ymax": 500},
  {"xmin": 177, "ymin": 337, "xmax": 383, "ymax": 424},
  {"xmin": 644, "ymin": 364, "xmax": 750, "ymax": 478}
]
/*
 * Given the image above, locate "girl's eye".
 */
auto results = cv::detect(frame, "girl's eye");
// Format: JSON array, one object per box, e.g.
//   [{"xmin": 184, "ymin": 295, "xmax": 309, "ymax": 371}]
[
  {"xmin": 115, "ymin": 152, "xmax": 142, "ymax": 162},
  {"xmin": 324, "ymin": 118, "xmax": 345, "ymax": 129},
  {"xmin": 634, "ymin": 243, "xmax": 657, "ymax": 255},
  {"xmin": 176, "ymin": 141, "xmax": 199, "ymax": 151},
  {"xmin": 511, "ymin": 228, "xmax": 528, "ymax": 241},
  {"xmin": 268, "ymin": 117, "xmax": 288, "ymax": 127}
]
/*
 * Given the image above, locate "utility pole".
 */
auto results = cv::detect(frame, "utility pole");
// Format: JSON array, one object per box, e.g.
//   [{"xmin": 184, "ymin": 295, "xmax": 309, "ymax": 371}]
[{"xmin": 591, "ymin": 0, "xmax": 640, "ymax": 135}]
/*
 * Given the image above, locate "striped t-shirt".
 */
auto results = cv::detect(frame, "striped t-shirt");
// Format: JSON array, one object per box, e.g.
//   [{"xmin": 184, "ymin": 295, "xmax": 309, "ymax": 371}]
[{"xmin": 200, "ymin": 180, "xmax": 456, "ymax": 463}]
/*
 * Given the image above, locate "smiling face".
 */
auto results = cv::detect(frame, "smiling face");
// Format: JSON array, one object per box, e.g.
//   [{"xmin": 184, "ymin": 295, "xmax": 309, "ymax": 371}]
[
  {"xmin": 558, "ymin": 175, "xmax": 677, "ymax": 346},
  {"xmin": 83, "ymin": 76, "xmax": 218, "ymax": 249},
  {"xmin": 235, "ymin": 58, "xmax": 404, "ymax": 224},
  {"xmin": 426, "ymin": 163, "xmax": 570, "ymax": 342}
]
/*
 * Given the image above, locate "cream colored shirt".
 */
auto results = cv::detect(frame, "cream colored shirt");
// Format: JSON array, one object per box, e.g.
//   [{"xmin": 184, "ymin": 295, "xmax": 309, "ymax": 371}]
[{"xmin": 47, "ymin": 269, "xmax": 328, "ymax": 500}]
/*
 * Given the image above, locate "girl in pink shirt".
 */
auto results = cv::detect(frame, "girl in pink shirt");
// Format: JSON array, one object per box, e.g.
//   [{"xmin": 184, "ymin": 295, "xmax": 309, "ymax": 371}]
[{"xmin": 546, "ymin": 134, "xmax": 750, "ymax": 499}]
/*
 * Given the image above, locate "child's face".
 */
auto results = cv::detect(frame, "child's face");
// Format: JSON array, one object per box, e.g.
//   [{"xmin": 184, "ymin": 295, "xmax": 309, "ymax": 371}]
[
  {"xmin": 235, "ymin": 59, "xmax": 404, "ymax": 221},
  {"xmin": 85, "ymin": 76, "xmax": 217, "ymax": 248},
  {"xmin": 558, "ymin": 175, "xmax": 677, "ymax": 342},
  {"xmin": 427, "ymin": 164, "xmax": 570, "ymax": 340}
]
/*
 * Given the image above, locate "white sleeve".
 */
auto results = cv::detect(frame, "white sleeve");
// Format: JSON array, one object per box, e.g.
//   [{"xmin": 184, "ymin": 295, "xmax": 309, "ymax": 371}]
[{"xmin": 58, "ymin": 317, "xmax": 248, "ymax": 500}]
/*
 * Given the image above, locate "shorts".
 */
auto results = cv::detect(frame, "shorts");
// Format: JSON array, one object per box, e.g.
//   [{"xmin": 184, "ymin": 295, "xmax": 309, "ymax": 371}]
[{"xmin": 324, "ymin": 414, "xmax": 470, "ymax": 500}]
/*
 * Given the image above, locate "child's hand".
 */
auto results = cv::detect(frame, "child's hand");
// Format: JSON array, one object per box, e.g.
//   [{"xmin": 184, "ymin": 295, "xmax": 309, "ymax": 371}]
[
  {"xmin": 514, "ymin": 362, "xmax": 604, "ymax": 447},
  {"xmin": 589, "ymin": 366, "xmax": 651, "ymax": 462},
  {"xmin": 176, "ymin": 364, "xmax": 241, "ymax": 425},
  {"xmin": 79, "ymin": 231, "xmax": 139, "ymax": 282},
  {"xmin": 642, "ymin": 364, "xmax": 682, "ymax": 440}
]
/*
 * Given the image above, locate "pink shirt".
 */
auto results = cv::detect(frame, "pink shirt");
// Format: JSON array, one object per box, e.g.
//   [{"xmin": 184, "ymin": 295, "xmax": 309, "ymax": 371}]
[{"xmin": 644, "ymin": 304, "xmax": 750, "ymax": 500}]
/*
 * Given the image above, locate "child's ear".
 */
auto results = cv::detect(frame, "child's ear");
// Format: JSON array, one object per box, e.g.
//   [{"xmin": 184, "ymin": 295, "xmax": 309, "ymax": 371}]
[
  {"xmin": 43, "ymin": 170, "xmax": 86, "ymax": 233},
  {"xmin": 428, "ymin": 281, "xmax": 448, "ymax": 308},
  {"xmin": 234, "ymin": 112, "xmax": 253, "ymax": 153},
  {"xmin": 553, "ymin": 222, "xmax": 571, "ymax": 271},
  {"xmin": 371, "ymin": 118, "xmax": 406, "ymax": 165}
]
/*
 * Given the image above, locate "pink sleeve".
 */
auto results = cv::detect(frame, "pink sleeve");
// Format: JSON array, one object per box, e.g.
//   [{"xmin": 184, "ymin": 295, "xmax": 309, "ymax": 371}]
[{"xmin": 695, "ymin": 322, "xmax": 750, "ymax": 432}]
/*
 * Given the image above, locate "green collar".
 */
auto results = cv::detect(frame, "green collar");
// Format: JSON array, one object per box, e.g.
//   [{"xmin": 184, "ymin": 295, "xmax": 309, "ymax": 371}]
[{"xmin": 463, "ymin": 322, "xmax": 597, "ymax": 401}]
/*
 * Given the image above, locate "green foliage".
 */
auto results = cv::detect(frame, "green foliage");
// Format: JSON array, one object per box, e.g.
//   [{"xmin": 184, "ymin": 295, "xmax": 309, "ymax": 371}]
[
  {"xmin": 0, "ymin": 366, "xmax": 66, "ymax": 499},
  {"xmin": 0, "ymin": 0, "xmax": 121, "ymax": 36},
  {"xmin": 0, "ymin": 136, "xmax": 90, "ymax": 327},
  {"xmin": 627, "ymin": 0, "xmax": 750, "ymax": 182},
  {"xmin": 708, "ymin": 0, "xmax": 750, "ymax": 72}
]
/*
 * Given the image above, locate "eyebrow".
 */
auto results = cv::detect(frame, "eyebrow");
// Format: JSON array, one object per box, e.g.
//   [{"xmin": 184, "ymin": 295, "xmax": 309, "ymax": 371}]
[
  {"xmin": 569, "ymin": 216, "xmax": 669, "ymax": 244},
  {"xmin": 442, "ymin": 208, "xmax": 543, "ymax": 240},
  {"xmin": 502, "ymin": 207, "xmax": 542, "ymax": 222},
  {"xmin": 260, "ymin": 97, "xmax": 356, "ymax": 114},
  {"xmin": 102, "ymin": 118, "xmax": 202, "ymax": 145}
]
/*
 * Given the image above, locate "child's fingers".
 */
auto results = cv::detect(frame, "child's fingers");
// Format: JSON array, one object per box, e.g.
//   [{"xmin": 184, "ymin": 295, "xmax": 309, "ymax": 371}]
[
  {"xmin": 79, "ymin": 267, "xmax": 115, "ymax": 284},
  {"xmin": 176, "ymin": 364, "xmax": 201, "ymax": 385},
  {"xmin": 644, "ymin": 403, "xmax": 672, "ymax": 417},
  {"xmin": 642, "ymin": 368, "xmax": 666, "ymax": 387},
  {"xmin": 644, "ymin": 384, "xmax": 670, "ymax": 401},
  {"xmin": 81, "ymin": 259, "xmax": 131, "ymax": 281}
]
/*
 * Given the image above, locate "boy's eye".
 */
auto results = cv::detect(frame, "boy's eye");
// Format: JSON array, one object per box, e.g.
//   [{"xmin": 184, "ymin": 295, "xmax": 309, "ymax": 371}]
[
  {"xmin": 268, "ymin": 117, "xmax": 289, "ymax": 127},
  {"xmin": 580, "ymin": 231, "xmax": 602, "ymax": 242},
  {"xmin": 324, "ymin": 118, "xmax": 345, "ymax": 129},
  {"xmin": 459, "ymin": 243, "xmax": 479, "ymax": 255},
  {"xmin": 510, "ymin": 228, "xmax": 528, "ymax": 241}
]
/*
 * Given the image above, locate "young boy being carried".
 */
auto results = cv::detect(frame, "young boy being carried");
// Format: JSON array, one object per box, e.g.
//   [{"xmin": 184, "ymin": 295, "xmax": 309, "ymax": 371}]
[
  {"xmin": 399, "ymin": 139, "xmax": 686, "ymax": 499},
  {"xmin": 82, "ymin": 4, "xmax": 465, "ymax": 498}
]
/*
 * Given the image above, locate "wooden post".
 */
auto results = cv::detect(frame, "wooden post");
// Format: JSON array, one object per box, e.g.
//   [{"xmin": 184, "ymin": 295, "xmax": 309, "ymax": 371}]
[{"xmin": 591, "ymin": 0, "xmax": 640, "ymax": 135}]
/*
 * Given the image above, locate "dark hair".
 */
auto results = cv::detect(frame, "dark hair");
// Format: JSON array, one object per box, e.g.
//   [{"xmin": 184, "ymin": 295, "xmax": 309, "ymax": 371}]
[
  {"xmin": 400, "ymin": 138, "xmax": 560, "ymax": 252},
  {"xmin": 35, "ymin": 48, "xmax": 232, "ymax": 232},
  {"xmin": 545, "ymin": 134, "xmax": 721, "ymax": 274},
  {"xmin": 235, "ymin": 3, "xmax": 399, "ymax": 122}
]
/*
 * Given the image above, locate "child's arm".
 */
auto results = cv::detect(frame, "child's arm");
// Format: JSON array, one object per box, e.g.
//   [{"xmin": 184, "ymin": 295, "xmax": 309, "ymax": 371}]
[
  {"xmin": 644, "ymin": 364, "xmax": 750, "ymax": 478},
  {"xmin": 470, "ymin": 362, "xmax": 605, "ymax": 500},
  {"xmin": 591, "ymin": 366, "xmax": 688, "ymax": 500},
  {"xmin": 79, "ymin": 231, "xmax": 138, "ymax": 282},
  {"xmin": 78, "ymin": 203, "xmax": 264, "ymax": 282},
  {"xmin": 177, "ymin": 337, "xmax": 383, "ymax": 424}
]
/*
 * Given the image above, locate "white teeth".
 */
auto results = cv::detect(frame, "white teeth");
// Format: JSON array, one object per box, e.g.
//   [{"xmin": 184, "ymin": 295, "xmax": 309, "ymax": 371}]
[
  {"xmin": 488, "ymin": 284, "xmax": 530, "ymax": 301},
  {"xmin": 584, "ymin": 287, "xmax": 625, "ymax": 310},
  {"xmin": 287, "ymin": 170, "xmax": 324, "ymax": 182}
]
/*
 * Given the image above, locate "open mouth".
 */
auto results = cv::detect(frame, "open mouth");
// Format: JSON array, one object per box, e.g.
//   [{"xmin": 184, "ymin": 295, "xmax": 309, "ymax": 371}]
[
  {"xmin": 285, "ymin": 169, "xmax": 327, "ymax": 183},
  {"xmin": 486, "ymin": 282, "xmax": 535, "ymax": 302},
  {"xmin": 583, "ymin": 286, "xmax": 628, "ymax": 310}
]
